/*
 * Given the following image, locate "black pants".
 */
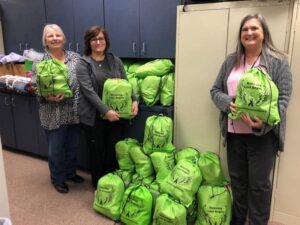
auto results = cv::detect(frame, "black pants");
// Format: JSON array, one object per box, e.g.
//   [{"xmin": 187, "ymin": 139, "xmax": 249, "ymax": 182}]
[
  {"xmin": 82, "ymin": 117, "xmax": 125, "ymax": 187},
  {"xmin": 227, "ymin": 132, "xmax": 276, "ymax": 225}
]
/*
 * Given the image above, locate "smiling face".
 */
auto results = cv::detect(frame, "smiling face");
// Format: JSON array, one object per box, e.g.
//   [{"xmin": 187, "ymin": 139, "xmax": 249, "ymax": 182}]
[
  {"xmin": 90, "ymin": 32, "xmax": 106, "ymax": 55},
  {"xmin": 44, "ymin": 28, "xmax": 65, "ymax": 51},
  {"xmin": 240, "ymin": 18, "xmax": 264, "ymax": 51}
]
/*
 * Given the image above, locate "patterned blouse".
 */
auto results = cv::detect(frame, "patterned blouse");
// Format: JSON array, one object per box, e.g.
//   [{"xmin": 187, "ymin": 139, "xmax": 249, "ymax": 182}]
[{"xmin": 34, "ymin": 50, "xmax": 80, "ymax": 130}]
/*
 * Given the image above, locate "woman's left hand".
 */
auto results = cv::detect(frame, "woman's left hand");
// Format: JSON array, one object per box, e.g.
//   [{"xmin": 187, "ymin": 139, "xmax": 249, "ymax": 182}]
[
  {"xmin": 131, "ymin": 100, "xmax": 139, "ymax": 116},
  {"xmin": 241, "ymin": 113, "xmax": 263, "ymax": 129}
]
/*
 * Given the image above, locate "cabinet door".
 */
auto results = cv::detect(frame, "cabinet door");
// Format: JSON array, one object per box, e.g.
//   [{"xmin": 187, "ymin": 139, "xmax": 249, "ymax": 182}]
[
  {"xmin": 45, "ymin": 0, "xmax": 75, "ymax": 51},
  {"xmin": 104, "ymin": 0, "xmax": 140, "ymax": 58},
  {"xmin": 0, "ymin": 93, "xmax": 16, "ymax": 148},
  {"xmin": 0, "ymin": 0, "xmax": 46, "ymax": 54},
  {"xmin": 140, "ymin": 0, "xmax": 181, "ymax": 58},
  {"xmin": 12, "ymin": 95, "xmax": 39, "ymax": 154},
  {"xmin": 73, "ymin": 0, "xmax": 104, "ymax": 54}
]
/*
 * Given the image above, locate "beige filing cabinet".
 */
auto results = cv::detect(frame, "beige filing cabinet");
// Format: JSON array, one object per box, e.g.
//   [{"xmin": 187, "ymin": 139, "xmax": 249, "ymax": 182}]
[
  {"xmin": 174, "ymin": 0, "xmax": 298, "ymax": 224},
  {"xmin": 271, "ymin": 0, "xmax": 300, "ymax": 224}
]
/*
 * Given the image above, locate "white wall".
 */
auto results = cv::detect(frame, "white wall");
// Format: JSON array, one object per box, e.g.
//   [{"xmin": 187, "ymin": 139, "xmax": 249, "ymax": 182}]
[{"xmin": 0, "ymin": 139, "xmax": 10, "ymax": 218}]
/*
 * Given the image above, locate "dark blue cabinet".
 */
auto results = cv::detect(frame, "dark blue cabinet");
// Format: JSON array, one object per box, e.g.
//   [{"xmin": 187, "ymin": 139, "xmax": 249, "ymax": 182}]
[
  {"xmin": 45, "ymin": 0, "xmax": 104, "ymax": 54},
  {"xmin": 104, "ymin": 0, "xmax": 181, "ymax": 58},
  {"xmin": 0, "ymin": 0, "xmax": 46, "ymax": 54},
  {"xmin": 0, "ymin": 93, "xmax": 16, "ymax": 148},
  {"xmin": 0, "ymin": 93, "xmax": 39, "ymax": 154}
]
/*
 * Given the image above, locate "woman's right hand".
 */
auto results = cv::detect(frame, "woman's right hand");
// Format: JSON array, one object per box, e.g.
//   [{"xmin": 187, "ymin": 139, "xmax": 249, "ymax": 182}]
[
  {"xmin": 46, "ymin": 94, "xmax": 64, "ymax": 102},
  {"xmin": 105, "ymin": 110, "xmax": 120, "ymax": 122},
  {"xmin": 229, "ymin": 101, "xmax": 237, "ymax": 113}
]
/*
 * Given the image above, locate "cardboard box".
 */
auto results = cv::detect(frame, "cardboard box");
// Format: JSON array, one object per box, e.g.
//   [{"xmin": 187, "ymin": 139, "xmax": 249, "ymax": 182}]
[{"xmin": 0, "ymin": 64, "xmax": 26, "ymax": 76}]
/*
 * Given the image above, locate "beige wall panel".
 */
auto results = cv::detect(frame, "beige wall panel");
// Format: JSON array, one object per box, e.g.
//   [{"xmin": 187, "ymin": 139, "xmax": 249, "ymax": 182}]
[
  {"xmin": 174, "ymin": 8, "xmax": 228, "ymax": 152},
  {"xmin": 0, "ymin": 139, "xmax": 10, "ymax": 218},
  {"xmin": 227, "ymin": 4, "xmax": 291, "ymax": 53},
  {"xmin": 273, "ymin": 2, "xmax": 300, "ymax": 222}
]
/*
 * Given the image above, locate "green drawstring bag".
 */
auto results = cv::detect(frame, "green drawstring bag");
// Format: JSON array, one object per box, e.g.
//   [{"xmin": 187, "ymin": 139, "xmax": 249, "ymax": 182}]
[
  {"xmin": 153, "ymin": 194, "xmax": 187, "ymax": 225},
  {"xmin": 160, "ymin": 73, "xmax": 175, "ymax": 106},
  {"xmin": 102, "ymin": 78, "xmax": 133, "ymax": 119},
  {"xmin": 139, "ymin": 75, "xmax": 161, "ymax": 106},
  {"xmin": 229, "ymin": 67, "xmax": 280, "ymax": 126},
  {"xmin": 115, "ymin": 138, "xmax": 139, "ymax": 171},
  {"xmin": 195, "ymin": 185, "xmax": 232, "ymax": 225},
  {"xmin": 143, "ymin": 115, "xmax": 175, "ymax": 155},
  {"xmin": 198, "ymin": 151, "xmax": 227, "ymax": 186},
  {"xmin": 160, "ymin": 159, "xmax": 202, "ymax": 208},
  {"xmin": 120, "ymin": 185, "xmax": 153, "ymax": 225},
  {"xmin": 129, "ymin": 145, "xmax": 154, "ymax": 178},
  {"xmin": 36, "ymin": 59, "xmax": 72, "ymax": 97},
  {"xmin": 93, "ymin": 173, "xmax": 125, "ymax": 221},
  {"xmin": 175, "ymin": 147, "xmax": 200, "ymax": 164},
  {"xmin": 122, "ymin": 59, "xmax": 135, "ymax": 72},
  {"xmin": 150, "ymin": 152, "xmax": 175, "ymax": 185},
  {"xmin": 134, "ymin": 59, "xmax": 174, "ymax": 78}
]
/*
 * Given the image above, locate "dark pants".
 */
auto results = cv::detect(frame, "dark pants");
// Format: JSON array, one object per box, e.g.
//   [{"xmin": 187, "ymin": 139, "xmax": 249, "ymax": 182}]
[
  {"xmin": 45, "ymin": 124, "xmax": 81, "ymax": 185},
  {"xmin": 227, "ymin": 132, "xmax": 276, "ymax": 225},
  {"xmin": 82, "ymin": 117, "xmax": 125, "ymax": 187}
]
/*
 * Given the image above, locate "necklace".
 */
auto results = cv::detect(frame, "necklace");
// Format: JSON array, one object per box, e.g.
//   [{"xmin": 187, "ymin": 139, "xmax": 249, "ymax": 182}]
[{"xmin": 244, "ymin": 52, "xmax": 261, "ymax": 69}]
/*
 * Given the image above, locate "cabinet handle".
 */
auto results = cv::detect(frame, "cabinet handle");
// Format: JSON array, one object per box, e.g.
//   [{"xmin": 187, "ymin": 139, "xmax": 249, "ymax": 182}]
[
  {"xmin": 4, "ymin": 97, "xmax": 10, "ymax": 106},
  {"xmin": 25, "ymin": 43, "xmax": 29, "ymax": 50},
  {"xmin": 11, "ymin": 97, "xmax": 16, "ymax": 107},
  {"xmin": 141, "ymin": 42, "xmax": 146, "ymax": 54},
  {"xmin": 68, "ymin": 43, "xmax": 72, "ymax": 51},
  {"xmin": 132, "ymin": 42, "xmax": 136, "ymax": 54},
  {"xmin": 76, "ymin": 43, "xmax": 79, "ymax": 53},
  {"xmin": 19, "ymin": 43, "xmax": 23, "ymax": 52}
]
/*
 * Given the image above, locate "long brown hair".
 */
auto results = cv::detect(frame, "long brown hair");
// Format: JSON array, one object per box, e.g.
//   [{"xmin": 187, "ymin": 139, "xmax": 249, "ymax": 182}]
[
  {"xmin": 83, "ymin": 25, "xmax": 110, "ymax": 56},
  {"xmin": 235, "ymin": 13, "xmax": 284, "ymax": 67}
]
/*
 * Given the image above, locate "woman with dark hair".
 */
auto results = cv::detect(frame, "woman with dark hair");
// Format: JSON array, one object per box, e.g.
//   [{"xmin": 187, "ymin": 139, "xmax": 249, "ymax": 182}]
[
  {"xmin": 210, "ymin": 14, "xmax": 292, "ymax": 225},
  {"xmin": 76, "ymin": 25, "xmax": 138, "ymax": 188}
]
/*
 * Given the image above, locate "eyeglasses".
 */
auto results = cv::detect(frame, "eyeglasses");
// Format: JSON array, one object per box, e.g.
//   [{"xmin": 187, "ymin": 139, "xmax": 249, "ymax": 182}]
[{"xmin": 91, "ymin": 37, "xmax": 105, "ymax": 43}]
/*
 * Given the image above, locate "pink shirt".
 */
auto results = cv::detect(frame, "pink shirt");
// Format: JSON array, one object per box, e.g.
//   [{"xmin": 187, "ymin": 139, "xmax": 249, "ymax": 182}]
[{"xmin": 227, "ymin": 57, "xmax": 260, "ymax": 133}]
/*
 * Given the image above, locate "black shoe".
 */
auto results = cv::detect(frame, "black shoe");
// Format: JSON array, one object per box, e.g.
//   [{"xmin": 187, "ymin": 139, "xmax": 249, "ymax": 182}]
[
  {"xmin": 54, "ymin": 182, "xmax": 69, "ymax": 194},
  {"xmin": 67, "ymin": 174, "xmax": 84, "ymax": 183}
]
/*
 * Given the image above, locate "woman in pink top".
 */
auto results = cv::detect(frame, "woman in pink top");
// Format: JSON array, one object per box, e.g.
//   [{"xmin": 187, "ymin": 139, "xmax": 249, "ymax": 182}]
[{"xmin": 211, "ymin": 14, "xmax": 292, "ymax": 225}]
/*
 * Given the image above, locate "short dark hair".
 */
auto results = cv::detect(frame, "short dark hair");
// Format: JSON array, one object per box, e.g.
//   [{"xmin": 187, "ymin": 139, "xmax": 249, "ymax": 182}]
[{"xmin": 83, "ymin": 25, "xmax": 110, "ymax": 56}]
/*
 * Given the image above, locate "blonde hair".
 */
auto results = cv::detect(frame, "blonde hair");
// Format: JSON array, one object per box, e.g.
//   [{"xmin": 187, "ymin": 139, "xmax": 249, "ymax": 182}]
[{"xmin": 42, "ymin": 24, "xmax": 66, "ymax": 49}]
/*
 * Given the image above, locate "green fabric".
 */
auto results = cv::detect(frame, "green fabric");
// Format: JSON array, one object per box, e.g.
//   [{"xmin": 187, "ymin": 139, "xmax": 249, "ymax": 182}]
[
  {"xmin": 115, "ymin": 138, "xmax": 139, "ymax": 171},
  {"xmin": 93, "ymin": 173, "xmax": 125, "ymax": 220},
  {"xmin": 195, "ymin": 185, "xmax": 232, "ymax": 225},
  {"xmin": 187, "ymin": 200, "xmax": 198, "ymax": 225},
  {"xmin": 131, "ymin": 173, "xmax": 143, "ymax": 185},
  {"xmin": 122, "ymin": 59, "xmax": 135, "ymax": 72},
  {"xmin": 102, "ymin": 78, "xmax": 133, "ymax": 119},
  {"xmin": 128, "ymin": 61, "xmax": 146, "ymax": 74},
  {"xmin": 198, "ymin": 151, "xmax": 227, "ymax": 186},
  {"xmin": 160, "ymin": 159, "xmax": 202, "ymax": 208},
  {"xmin": 129, "ymin": 145, "xmax": 154, "ymax": 178},
  {"xmin": 160, "ymin": 73, "xmax": 175, "ymax": 106},
  {"xmin": 175, "ymin": 147, "xmax": 199, "ymax": 164},
  {"xmin": 36, "ymin": 59, "xmax": 72, "ymax": 97},
  {"xmin": 115, "ymin": 169, "xmax": 134, "ymax": 187},
  {"xmin": 153, "ymin": 194, "xmax": 187, "ymax": 225},
  {"xmin": 139, "ymin": 75, "xmax": 161, "ymax": 106},
  {"xmin": 150, "ymin": 152, "xmax": 175, "ymax": 185},
  {"xmin": 228, "ymin": 67, "xmax": 280, "ymax": 126},
  {"xmin": 120, "ymin": 185, "xmax": 153, "ymax": 225},
  {"xmin": 128, "ymin": 77, "xmax": 140, "ymax": 100},
  {"xmin": 134, "ymin": 59, "xmax": 174, "ymax": 78},
  {"xmin": 143, "ymin": 115, "xmax": 175, "ymax": 155}
]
